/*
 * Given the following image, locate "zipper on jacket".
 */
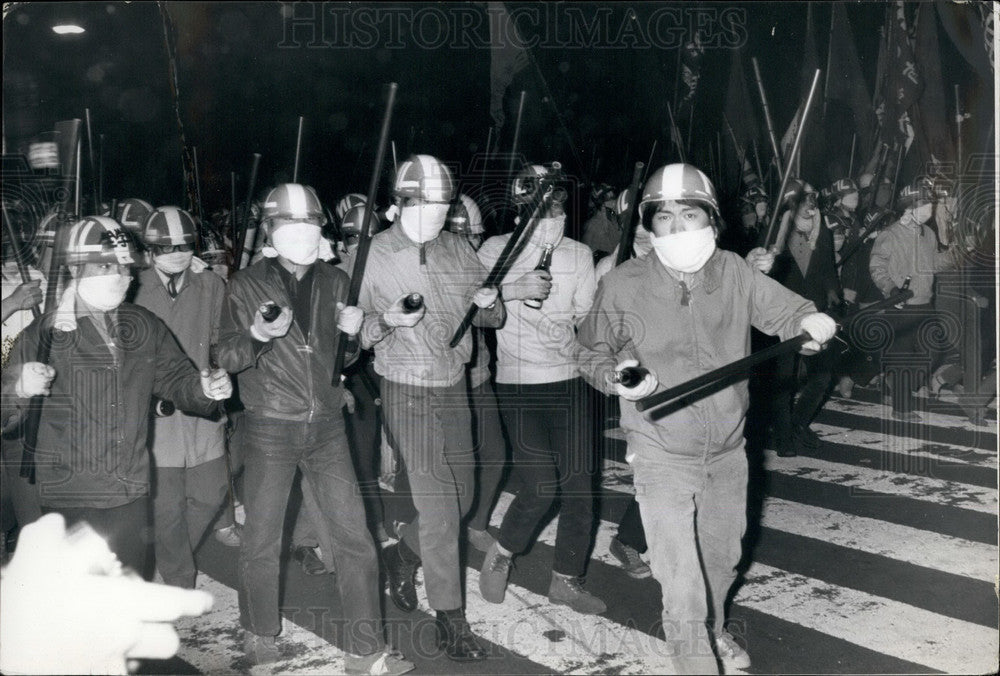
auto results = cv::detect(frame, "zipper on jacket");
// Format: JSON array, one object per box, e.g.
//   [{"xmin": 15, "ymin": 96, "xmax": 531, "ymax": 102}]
[
  {"xmin": 679, "ymin": 281, "xmax": 690, "ymax": 306},
  {"xmin": 420, "ymin": 242, "xmax": 427, "ymax": 266}
]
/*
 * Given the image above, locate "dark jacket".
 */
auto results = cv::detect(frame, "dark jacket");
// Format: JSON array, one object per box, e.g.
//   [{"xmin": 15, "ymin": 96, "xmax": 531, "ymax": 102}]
[
  {"xmin": 216, "ymin": 258, "xmax": 356, "ymax": 422},
  {"xmin": 772, "ymin": 222, "xmax": 841, "ymax": 312},
  {"xmin": 2, "ymin": 304, "xmax": 211, "ymax": 508}
]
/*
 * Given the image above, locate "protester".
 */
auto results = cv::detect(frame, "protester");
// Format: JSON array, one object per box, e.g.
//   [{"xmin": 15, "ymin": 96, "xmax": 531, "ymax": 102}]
[
  {"xmin": 2, "ymin": 216, "xmax": 232, "ymax": 576},
  {"xmin": 359, "ymin": 155, "xmax": 503, "ymax": 661},
  {"xmin": 134, "ymin": 206, "xmax": 237, "ymax": 588},
  {"xmin": 216, "ymin": 183, "xmax": 412, "ymax": 673},
  {"xmin": 574, "ymin": 163, "xmax": 836, "ymax": 674},
  {"xmin": 478, "ymin": 163, "xmax": 607, "ymax": 614}
]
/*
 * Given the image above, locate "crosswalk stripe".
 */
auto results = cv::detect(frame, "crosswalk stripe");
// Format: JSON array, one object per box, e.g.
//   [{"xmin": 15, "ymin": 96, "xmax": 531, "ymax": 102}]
[
  {"xmin": 811, "ymin": 421, "xmax": 998, "ymax": 470},
  {"xmin": 815, "ymin": 407, "xmax": 996, "ymax": 451},
  {"xmin": 176, "ymin": 574, "xmax": 351, "ymax": 675},
  {"xmin": 823, "ymin": 393, "xmax": 996, "ymax": 430},
  {"xmin": 734, "ymin": 562, "xmax": 999, "ymax": 674},
  {"xmin": 602, "ymin": 454, "xmax": 998, "ymax": 514},
  {"xmin": 757, "ymin": 497, "xmax": 999, "ymax": 584}
]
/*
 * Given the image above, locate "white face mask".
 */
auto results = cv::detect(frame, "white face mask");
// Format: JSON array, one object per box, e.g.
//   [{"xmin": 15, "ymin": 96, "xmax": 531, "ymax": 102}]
[
  {"xmin": 650, "ymin": 226, "xmax": 716, "ymax": 273},
  {"xmin": 271, "ymin": 222, "xmax": 322, "ymax": 265},
  {"xmin": 533, "ymin": 214, "xmax": 566, "ymax": 247},
  {"xmin": 153, "ymin": 251, "xmax": 193, "ymax": 274},
  {"xmin": 76, "ymin": 274, "xmax": 132, "ymax": 311},
  {"xmin": 633, "ymin": 226, "xmax": 653, "ymax": 257},
  {"xmin": 399, "ymin": 203, "xmax": 450, "ymax": 243}
]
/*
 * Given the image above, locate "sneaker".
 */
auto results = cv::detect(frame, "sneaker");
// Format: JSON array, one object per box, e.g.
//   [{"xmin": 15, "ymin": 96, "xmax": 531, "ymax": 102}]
[
  {"xmin": 243, "ymin": 631, "xmax": 280, "ymax": 665},
  {"xmin": 293, "ymin": 545, "xmax": 329, "ymax": 575},
  {"xmin": 715, "ymin": 631, "xmax": 751, "ymax": 672},
  {"xmin": 344, "ymin": 648, "xmax": 415, "ymax": 675},
  {"xmin": 548, "ymin": 573, "xmax": 606, "ymax": 615},
  {"xmin": 608, "ymin": 536, "xmax": 651, "ymax": 579},
  {"xmin": 478, "ymin": 541, "xmax": 512, "ymax": 604},
  {"xmin": 891, "ymin": 410, "xmax": 921, "ymax": 422},
  {"xmin": 467, "ymin": 527, "xmax": 497, "ymax": 553},
  {"xmin": 835, "ymin": 375, "xmax": 854, "ymax": 399},
  {"xmin": 214, "ymin": 524, "xmax": 243, "ymax": 547}
]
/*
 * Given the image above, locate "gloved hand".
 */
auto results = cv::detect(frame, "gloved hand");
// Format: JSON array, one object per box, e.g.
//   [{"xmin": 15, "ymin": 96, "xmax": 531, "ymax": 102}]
[
  {"xmin": 501, "ymin": 270, "xmax": 552, "ymax": 301},
  {"xmin": 0, "ymin": 513, "xmax": 213, "ymax": 676},
  {"xmin": 8, "ymin": 280, "xmax": 43, "ymax": 311},
  {"xmin": 15, "ymin": 362, "xmax": 55, "ymax": 398},
  {"xmin": 342, "ymin": 387, "xmax": 356, "ymax": 414},
  {"xmin": 472, "ymin": 286, "xmax": 500, "ymax": 309},
  {"xmin": 612, "ymin": 359, "xmax": 658, "ymax": 401},
  {"xmin": 842, "ymin": 288, "xmax": 857, "ymax": 304},
  {"xmin": 200, "ymin": 368, "xmax": 232, "ymax": 401},
  {"xmin": 383, "ymin": 293, "xmax": 425, "ymax": 327},
  {"xmin": 799, "ymin": 313, "xmax": 838, "ymax": 354},
  {"xmin": 744, "ymin": 247, "xmax": 775, "ymax": 274},
  {"xmin": 335, "ymin": 302, "xmax": 364, "ymax": 336},
  {"xmin": 249, "ymin": 304, "xmax": 292, "ymax": 342}
]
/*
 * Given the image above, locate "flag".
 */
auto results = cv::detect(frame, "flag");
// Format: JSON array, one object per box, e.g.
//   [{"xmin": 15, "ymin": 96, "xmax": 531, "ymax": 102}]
[
  {"xmin": 825, "ymin": 4, "xmax": 875, "ymax": 158},
  {"xmin": 911, "ymin": 2, "xmax": 955, "ymax": 172},
  {"xmin": 722, "ymin": 48, "xmax": 761, "ymax": 189},
  {"xmin": 780, "ymin": 103, "xmax": 803, "ymax": 175},
  {"xmin": 489, "ymin": 2, "xmax": 531, "ymax": 131}
]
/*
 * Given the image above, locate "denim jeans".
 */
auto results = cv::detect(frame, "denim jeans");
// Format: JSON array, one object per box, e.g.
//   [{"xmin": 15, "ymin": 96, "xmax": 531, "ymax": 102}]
[
  {"xmin": 495, "ymin": 378, "xmax": 598, "ymax": 578},
  {"xmin": 381, "ymin": 379, "xmax": 476, "ymax": 611},
  {"xmin": 238, "ymin": 415, "xmax": 382, "ymax": 656},
  {"xmin": 630, "ymin": 447, "xmax": 748, "ymax": 675}
]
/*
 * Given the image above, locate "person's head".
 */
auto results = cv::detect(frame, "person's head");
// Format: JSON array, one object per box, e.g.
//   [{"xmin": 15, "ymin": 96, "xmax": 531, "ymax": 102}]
[
  {"xmin": 338, "ymin": 204, "xmax": 380, "ymax": 256},
  {"xmin": 638, "ymin": 164, "xmax": 720, "ymax": 273},
  {"xmin": 142, "ymin": 206, "xmax": 197, "ymax": 275},
  {"xmin": 115, "ymin": 198, "xmax": 154, "ymax": 236},
  {"xmin": 780, "ymin": 179, "xmax": 819, "ymax": 232},
  {"xmin": 393, "ymin": 154, "xmax": 455, "ymax": 243},
  {"xmin": 897, "ymin": 176, "xmax": 935, "ymax": 225},
  {"xmin": 64, "ymin": 216, "xmax": 138, "ymax": 311},
  {"xmin": 262, "ymin": 183, "xmax": 326, "ymax": 266},
  {"xmin": 829, "ymin": 178, "xmax": 860, "ymax": 213},
  {"xmin": 445, "ymin": 194, "xmax": 486, "ymax": 250},
  {"xmin": 739, "ymin": 184, "xmax": 768, "ymax": 229}
]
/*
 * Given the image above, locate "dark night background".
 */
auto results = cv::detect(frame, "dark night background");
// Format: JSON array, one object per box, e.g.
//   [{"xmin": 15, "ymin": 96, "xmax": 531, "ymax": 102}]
[{"xmin": 2, "ymin": 2, "xmax": 994, "ymax": 227}]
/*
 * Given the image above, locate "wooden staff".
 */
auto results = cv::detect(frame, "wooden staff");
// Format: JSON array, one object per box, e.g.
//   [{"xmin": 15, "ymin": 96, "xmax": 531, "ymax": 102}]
[
  {"xmin": 643, "ymin": 140, "xmax": 657, "ymax": 183},
  {"xmin": 638, "ymin": 288, "xmax": 915, "ymax": 420},
  {"xmin": 615, "ymin": 162, "xmax": 645, "ymax": 266},
  {"xmin": 293, "ymin": 116, "xmax": 304, "ymax": 183},
  {"xmin": 230, "ymin": 172, "xmax": 237, "ymax": 248},
  {"xmin": 848, "ymin": 133, "xmax": 857, "ymax": 177},
  {"xmin": 665, "ymin": 102, "xmax": 685, "ymax": 163},
  {"xmin": 762, "ymin": 69, "xmax": 822, "ymax": 250},
  {"xmin": 507, "ymin": 91, "xmax": 527, "ymax": 182},
  {"xmin": 752, "ymin": 57, "xmax": 784, "ymax": 177},
  {"xmin": 192, "ymin": 147, "xmax": 204, "ymax": 255},
  {"xmin": 449, "ymin": 171, "xmax": 559, "ymax": 348},
  {"xmin": 233, "ymin": 153, "xmax": 261, "ymax": 272},
  {"xmin": 84, "ymin": 109, "xmax": 99, "ymax": 213},
  {"xmin": 331, "ymin": 83, "xmax": 398, "ymax": 381},
  {"xmin": 98, "ymin": 133, "xmax": 105, "ymax": 207}
]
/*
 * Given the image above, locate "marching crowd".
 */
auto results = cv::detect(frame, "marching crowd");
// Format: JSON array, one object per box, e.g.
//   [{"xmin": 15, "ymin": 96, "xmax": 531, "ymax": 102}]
[{"xmin": 1, "ymin": 152, "xmax": 993, "ymax": 675}]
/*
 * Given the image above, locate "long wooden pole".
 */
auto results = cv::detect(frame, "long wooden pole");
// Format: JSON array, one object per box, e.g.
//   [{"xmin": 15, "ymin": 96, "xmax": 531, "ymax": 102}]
[
  {"xmin": 293, "ymin": 116, "xmax": 304, "ymax": 183},
  {"xmin": 752, "ymin": 57, "xmax": 784, "ymax": 177},
  {"xmin": 331, "ymin": 83, "xmax": 398, "ymax": 381},
  {"xmin": 84, "ymin": 109, "xmax": 99, "ymax": 213}
]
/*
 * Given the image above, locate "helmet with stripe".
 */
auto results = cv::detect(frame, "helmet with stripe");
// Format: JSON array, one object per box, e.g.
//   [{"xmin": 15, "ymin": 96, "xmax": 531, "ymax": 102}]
[
  {"xmin": 393, "ymin": 155, "xmax": 455, "ymax": 203},
  {"xmin": 639, "ymin": 164, "xmax": 719, "ymax": 217},
  {"xmin": 897, "ymin": 175, "xmax": 935, "ymax": 210},
  {"xmin": 335, "ymin": 193, "xmax": 367, "ymax": 222},
  {"xmin": 781, "ymin": 178, "xmax": 817, "ymax": 207},
  {"xmin": 262, "ymin": 183, "xmax": 326, "ymax": 225},
  {"xmin": 614, "ymin": 187, "xmax": 634, "ymax": 216},
  {"xmin": 739, "ymin": 183, "xmax": 768, "ymax": 206},
  {"xmin": 142, "ymin": 206, "xmax": 197, "ymax": 246},
  {"xmin": 339, "ymin": 204, "xmax": 380, "ymax": 239},
  {"xmin": 511, "ymin": 165, "xmax": 549, "ymax": 205},
  {"xmin": 830, "ymin": 178, "xmax": 859, "ymax": 200},
  {"xmin": 63, "ymin": 216, "xmax": 138, "ymax": 267},
  {"xmin": 445, "ymin": 194, "xmax": 484, "ymax": 235},
  {"xmin": 116, "ymin": 198, "xmax": 154, "ymax": 234}
]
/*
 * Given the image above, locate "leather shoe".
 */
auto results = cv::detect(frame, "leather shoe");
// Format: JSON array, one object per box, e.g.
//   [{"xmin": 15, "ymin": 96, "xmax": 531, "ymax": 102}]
[
  {"xmin": 792, "ymin": 424, "xmax": 821, "ymax": 449},
  {"xmin": 384, "ymin": 543, "xmax": 418, "ymax": 613},
  {"xmin": 435, "ymin": 611, "xmax": 487, "ymax": 661},
  {"xmin": 293, "ymin": 545, "xmax": 328, "ymax": 576},
  {"xmin": 775, "ymin": 435, "xmax": 797, "ymax": 457}
]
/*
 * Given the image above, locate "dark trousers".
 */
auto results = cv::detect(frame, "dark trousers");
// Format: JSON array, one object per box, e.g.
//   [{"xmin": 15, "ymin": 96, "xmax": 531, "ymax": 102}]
[
  {"xmin": 381, "ymin": 379, "xmax": 476, "ymax": 611},
  {"xmin": 616, "ymin": 497, "xmax": 647, "ymax": 552},
  {"xmin": 495, "ymin": 378, "xmax": 599, "ymax": 578},
  {"xmin": 345, "ymin": 362, "xmax": 385, "ymax": 530},
  {"xmin": 467, "ymin": 379, "xmax": 508, "ymax": 532},
  {"xmin": 881, "ymin": 304, "xmax": 936, "ymax": 414},
  {"xmin": 45, "ymin": 497, "xmax": 152, "ymax": 577},
  {"xmin": 773, "ymin": 348, "xmax": 834, "ymax": 438},
  {"xmin": 152, "ymin": 457, "xmax": 229, "ymax": 588},
  {"xmin": 1, "ymin": 438, "xmax": 41, "ymax": 533},
  {"xmin": 238, "ymin": 415, "xmax": 382, "ymax": 656}
]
